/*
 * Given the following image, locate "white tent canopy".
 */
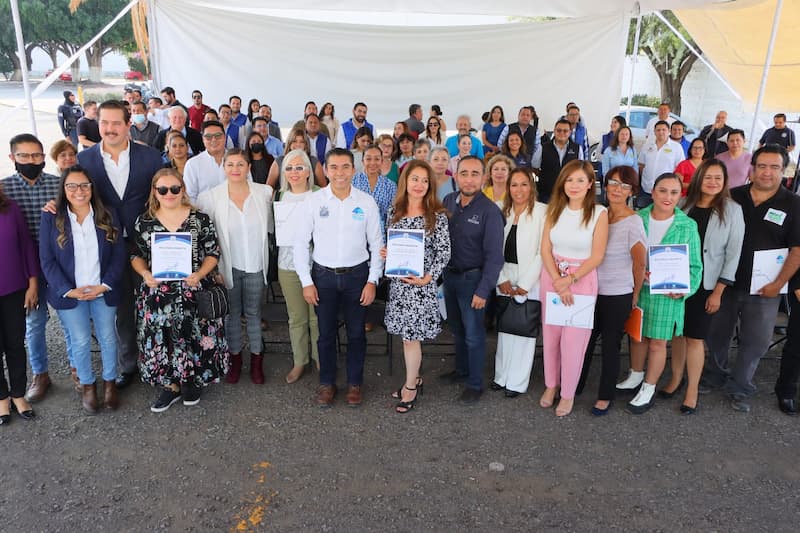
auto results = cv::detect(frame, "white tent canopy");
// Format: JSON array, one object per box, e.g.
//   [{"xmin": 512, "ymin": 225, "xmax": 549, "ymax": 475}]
[{"xmin": 148, "ymin": 2, "xmax": 632, "ymax": 133}]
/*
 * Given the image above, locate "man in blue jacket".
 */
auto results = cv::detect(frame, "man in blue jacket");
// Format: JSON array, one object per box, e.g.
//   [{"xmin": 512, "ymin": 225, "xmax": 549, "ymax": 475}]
[{"xmin": 77, "ymin": 100, "xmax": 163, "ymax": 389}]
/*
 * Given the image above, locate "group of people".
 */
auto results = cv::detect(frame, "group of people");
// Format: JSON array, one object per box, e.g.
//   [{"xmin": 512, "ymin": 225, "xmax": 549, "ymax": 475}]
[{"xmin": 1, "ymin": 90, "xmax": 798, "ymax": 425}]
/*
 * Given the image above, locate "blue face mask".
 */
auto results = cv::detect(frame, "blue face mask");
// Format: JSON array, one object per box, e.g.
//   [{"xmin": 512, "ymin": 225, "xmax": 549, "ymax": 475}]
[{"xmin": 132, "ymin": 113, "xmax": 146, "ymax": 125}]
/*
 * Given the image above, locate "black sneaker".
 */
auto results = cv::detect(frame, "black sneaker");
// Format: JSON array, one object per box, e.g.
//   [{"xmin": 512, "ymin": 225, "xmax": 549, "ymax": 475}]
[
  {"xmin": 182, "ymin": 382, "xmax": 201, "ymax": 406},
  {"xmin": 150, "ymin": 388, "xmax": 181, "ymax": 413}
]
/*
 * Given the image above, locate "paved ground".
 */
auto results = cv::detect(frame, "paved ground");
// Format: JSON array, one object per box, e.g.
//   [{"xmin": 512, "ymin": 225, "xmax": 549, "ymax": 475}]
[{"xmin": 1, "ymin": 292, "xmax": 799, "ymax": 532}]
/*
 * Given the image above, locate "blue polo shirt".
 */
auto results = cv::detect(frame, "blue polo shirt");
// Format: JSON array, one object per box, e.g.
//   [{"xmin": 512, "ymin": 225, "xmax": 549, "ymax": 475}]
[{"xmin": 442, "ymin": 191, "xmax": 504, "ymax": 299}]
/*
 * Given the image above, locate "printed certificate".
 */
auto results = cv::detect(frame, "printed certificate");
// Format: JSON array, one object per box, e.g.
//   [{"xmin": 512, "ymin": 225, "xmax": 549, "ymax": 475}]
[
  {"xmin": 648, "ymin": 244, "xmax": 690, "ymax": 294},
  {"xmin": 385, "ymin": 228, "xmax": 424, "ymax": 278},
  {"xmin": 750, "ymin": 248, "xmax": 789, "ymax": 295},
  {"xmin": 274, "ymin": 201, "xmax": 303, "ymax": 247},
  {"xmin": 544, "ymin": 292, "xmax": 596, "ymax": 329},
  {"xmin": 151, "ymin": 232, "xmax": 192, "ymax": 281}
]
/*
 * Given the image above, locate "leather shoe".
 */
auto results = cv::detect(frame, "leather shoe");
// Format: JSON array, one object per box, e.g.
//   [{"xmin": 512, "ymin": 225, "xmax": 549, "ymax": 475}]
[
  {"xmin": 115, "ymin": 370, "xmax": 138, "ymax": 390},
  {"xmin": 316, "ymin": 384, "xmax": 336, "ymax": 407},
  {"xmin": 680, "ymin": 404, "xmax": 697, "ymax": 415},
  {"xmin": 285, "ymin": 365, "xmax": 306, "ymax": 384},
  {"xmin": 25, "ymin": 372, "xmax": 51, "ymax": 403},
  {"xmin": 225, "ymin": 353, "xmax": 243, "ymax": 384},
  {"xmin": 11, "ymin": 399, "xmax": 35, "ymax": 421},
  {"xmin": 250, "ymin": 353, "xmax": 265, "ymax": 385},
  {"xmin": 103, "ymin": 380, "xmax": 119, "ymax": 410},
  {"xmin": 490, "ymin": 382, "xmax": 504, "ymax": 391},
  {"xmin": 504, "ymin": 390, "xmax": 521, "ymax": 398},
  {"xmin": 82, "ymin": 383, "xmax": 98, "ymax": 415},
  {"xmin": 345, "ymin": 385, "xmax": 362, "ymax": 407},
  {"xmin": 438, "ymin": 370, "xmax": 467, "ymax": 384},
  {"xmin": 459, "ymin": 387, "xmax": 483, "ymax": 404},
  {"xmin": 777, "ymin": 397, "xmax": 798, "ymax": 416}
]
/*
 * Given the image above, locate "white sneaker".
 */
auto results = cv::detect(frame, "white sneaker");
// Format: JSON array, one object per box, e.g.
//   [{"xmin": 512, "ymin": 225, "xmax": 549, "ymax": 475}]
[
  {"xmin": 627, "ymin": 382, "xmax": 656, "ymax": 414},
  {"xmin": 616, "ymin": 370, "xmax": 644, "ymax": 391}
]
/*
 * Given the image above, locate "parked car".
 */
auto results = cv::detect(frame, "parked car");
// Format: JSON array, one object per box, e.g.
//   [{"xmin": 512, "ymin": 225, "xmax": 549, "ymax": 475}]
[
  {"xmin": 618, "ymin": 105, "xmax": 698, "ymax": 150},
  {"xmin": 45, "ymin": 69, "xmax": 72, "ymax": 82},
  {"xmin": 124, "ymin": 70, "xmax": 144, "ymax": 80}
]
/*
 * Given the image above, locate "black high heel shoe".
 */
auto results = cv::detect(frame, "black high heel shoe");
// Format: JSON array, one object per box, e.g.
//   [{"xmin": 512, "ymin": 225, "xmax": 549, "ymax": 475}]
[
  {"xmin": 395, "ymin": 386, "xmax": 419, "ymax": 414},
  {"xmin": 392, "ymin": 377, "xmax": 423, "ymax": 399},
  {"xmin": 657, "ymin": 378, "xmax": 686, "ymax": 399},
  {"xmin": 0, "ymin": 400, "xmax": 10, "ymax": 426},
  {"xmin": 11, "ymin": 399, "xmax": 36, "ymax": 421}
]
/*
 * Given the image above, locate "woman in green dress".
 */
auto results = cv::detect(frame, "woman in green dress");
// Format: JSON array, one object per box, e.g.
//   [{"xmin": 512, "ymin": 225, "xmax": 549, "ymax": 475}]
[{"xmin": 626, "ymin": 172, "xmax": 702, "ymax": 415}]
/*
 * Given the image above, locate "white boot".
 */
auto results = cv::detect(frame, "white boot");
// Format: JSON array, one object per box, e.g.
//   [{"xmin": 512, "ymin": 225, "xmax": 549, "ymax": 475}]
[
  {"xmin": 627, "ymin": 382, "xmax": 656, "ymax": 414},
  {"xmin": 616, "ymin": 369, "xmax": 644, "ymax": 391}
]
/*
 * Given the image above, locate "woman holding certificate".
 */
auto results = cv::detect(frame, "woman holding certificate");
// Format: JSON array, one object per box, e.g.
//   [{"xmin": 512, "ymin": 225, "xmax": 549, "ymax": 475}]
[
  {"xmin": 491, "ymin": 168, "xmax": 546, "ymax": 397},
  {"xmin": 383, "ymin": 160, "xmax": 451, "ymax": 413},
  {"xmin": 197, "ymin": 149, "xmax": 273, "ymax": 386},
  {"xmin": 39, "ymin": 166, "xmax": 126, "ymax": 414},
  {"xmin": 624, "ymin": 172, "xmax": 702, "ymax": 415},
  {"xmin": 131, "ymin": 169, "xmax": 229, "ymax": 413},
  {"xmin": 660, "ymin": 160, "xmax": 744, "ymax": 414},
  {"xmin": 539, "ymin": 160, "xmax": 608, "ymax": 417},
  {"xmin": 275, "ymin": 149, "xmax": 320, "ymax": 384}
]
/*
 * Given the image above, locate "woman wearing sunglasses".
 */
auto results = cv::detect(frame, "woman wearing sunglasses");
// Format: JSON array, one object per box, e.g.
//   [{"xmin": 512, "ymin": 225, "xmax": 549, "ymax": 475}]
[
  {"xmin": 198, "ymin": 149, "xmax": 273, "ymax": 386},
  {"xmin": 131, "ymin": 169, "xmax": 229, "ymax": 413},
  {"xmin": 422, "ymin": 117, "xmax": 446, "ymax": 149},
  {"xmin": 39, "ymin": 165, "xmax": 126, "ymax": 414}
]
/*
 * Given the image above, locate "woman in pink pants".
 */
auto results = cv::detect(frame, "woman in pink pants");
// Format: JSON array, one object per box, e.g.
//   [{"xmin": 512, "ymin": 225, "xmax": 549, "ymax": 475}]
[{"xmin": 539, "ymin": 160, "xmax": 609, "ymax": 416}]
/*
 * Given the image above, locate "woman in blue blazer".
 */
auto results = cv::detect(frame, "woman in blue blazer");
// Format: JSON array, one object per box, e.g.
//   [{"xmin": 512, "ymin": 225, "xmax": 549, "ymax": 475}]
[{"xmin": 39, "ymin": 165, "xmax": 126, "ymax": 415}]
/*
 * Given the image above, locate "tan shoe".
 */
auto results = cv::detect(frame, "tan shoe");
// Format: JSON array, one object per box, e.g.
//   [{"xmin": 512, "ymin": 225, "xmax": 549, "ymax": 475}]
[
  {"xmin": 345, "ymin": 385, "xmax": 362, "ymax": 407},
  {"xmin": 103, "ymin": 380, "xmax": 119, "ymax": 410},
  {"xmin": 285, "ymin": 365, "xmax": 305, "ymax": 384},
  {"xmin": 316, "ymin": 384, "xmax": 336, "ymax": 407},
  {"xmin": 25, "ymin": 372, "xmax": 51, "ymax": 403},
  {"xmin": 81, "ymin": 383, "xmax": 98, "ymax": 415}
]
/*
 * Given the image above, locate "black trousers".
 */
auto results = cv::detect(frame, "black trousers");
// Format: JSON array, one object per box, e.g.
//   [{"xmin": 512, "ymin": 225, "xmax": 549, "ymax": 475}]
[
  {"xmin": 577, "ymin": 293, "xmax": 633, "ymax": 401},
  {"xmin": 0, "ymin": 289, "xmax": 28, "ymax": 399},
  {"xmin": 775, "ymin": 292, "xmax": 800, "ymax": 399}
]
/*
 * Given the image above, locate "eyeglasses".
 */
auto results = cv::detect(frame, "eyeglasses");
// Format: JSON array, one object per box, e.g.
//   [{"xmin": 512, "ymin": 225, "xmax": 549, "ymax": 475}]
[
  {"xmin": 428, "ymin": 123, "xmax": 439, "ymax": 127},
  {"xmin": 203, "ymin": 132, "xmax": 225, "ymax": 140},
  {"xmin": 607, "ymin": 179, "xmax": 632, "ymax": 191},
  {"xmin": 192, "ymin": 95, "xmax": 202, "ymax": 99},
  {"xmin": 64, "ymin": 182, "xmax": 92, "ymax": 192},
  {"xmin": 284, "ymin": 165, "xmax": 307, "ymax": 172},
  {"xmin": 15, "ymin": 152, "xmax": 45, "ymax": 162},
  {"xmin": 154, "ymin": 185, "xmax": 183, "ymax": 195}
]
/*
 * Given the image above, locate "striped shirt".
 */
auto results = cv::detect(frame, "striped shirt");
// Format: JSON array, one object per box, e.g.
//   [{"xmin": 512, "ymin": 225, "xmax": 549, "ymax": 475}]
[{"xmin": 1, "ymin": 172, "xmax": 61, "ymax": 242}]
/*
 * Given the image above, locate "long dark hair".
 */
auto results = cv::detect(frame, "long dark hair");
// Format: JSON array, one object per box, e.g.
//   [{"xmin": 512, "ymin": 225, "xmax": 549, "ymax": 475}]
[
  {"xmin": 683, "ymin": 158, "xmax": 730, "ymax": 223},
  {"xmin": 501, "ymin": 131, "xmax": 527, "ymax": 157},
  {"xmin": 390, "ymin": 160, "xmax": 446, "ymax": 233},
  {"xmin": 610, "ymin": 126, "xmax": 634, "ymax": 151},
  {"xmin": 54, "ymin": 165, "xmax": 118, "ymax": 248},
  {"xmin": 245, "ymin": 131, "xmax": 265, "ymax": 161},
  {"xmin": 502, "ymin": 168, "xmax": 537, "ymax": 218},
  {"xmin": 545, "ymin": 160, "xmax": 598, "ymax": 228}
]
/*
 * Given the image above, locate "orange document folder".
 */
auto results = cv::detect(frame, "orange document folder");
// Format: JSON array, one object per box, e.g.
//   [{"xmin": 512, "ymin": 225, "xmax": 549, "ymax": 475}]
[{"xmin": 624, "ymin": 306, "xmax": 643, "ymax": 343}]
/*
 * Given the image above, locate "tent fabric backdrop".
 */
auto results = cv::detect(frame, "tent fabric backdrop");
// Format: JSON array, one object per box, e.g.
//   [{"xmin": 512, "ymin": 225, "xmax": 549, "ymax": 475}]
[
  {"xmin": 676, "ymin": 0, "xmax": 800, "ymax": 112},
  {"xmin": 149, "ymin": 1, "xmax": 628, "ymax": 136}
]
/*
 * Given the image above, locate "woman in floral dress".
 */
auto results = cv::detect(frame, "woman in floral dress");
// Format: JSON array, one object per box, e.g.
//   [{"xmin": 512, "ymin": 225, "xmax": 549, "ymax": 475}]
[
  {"xmin": 382, "ymin": 160, "xmax": 451, "ymax": 413},
  {"xmin": 131, "ymin": 168, "xmax": 229, "ymax": 413}
]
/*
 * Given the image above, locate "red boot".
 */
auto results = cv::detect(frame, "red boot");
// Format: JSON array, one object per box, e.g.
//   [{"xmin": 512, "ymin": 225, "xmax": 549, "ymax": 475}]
[
  {"xmin": 250, "ymin": 353, "xmax": 265, "ymax": 385},
  {"xmin": 226, "ymin": 353, "xmax": 242, "ymax": 384}
]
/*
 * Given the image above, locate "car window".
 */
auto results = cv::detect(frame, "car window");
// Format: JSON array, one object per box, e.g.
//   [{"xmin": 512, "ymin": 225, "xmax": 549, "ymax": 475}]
[{"xmin": 628, "ymin": 111, "xmax": 653, "ymax": 130}]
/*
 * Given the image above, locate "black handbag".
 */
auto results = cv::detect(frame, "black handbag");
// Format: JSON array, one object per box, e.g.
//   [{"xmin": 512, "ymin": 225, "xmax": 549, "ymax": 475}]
[
  {"xmin": 495, "ymin": 296, "xmax": 541, "ymax": 338},
  {"xmin": 196, "ymin": 282, "xmax": 229, "ymax": 319},
  {"xmin": 267, "ymin": 231, "xmax": 278, "ymax": 283}
]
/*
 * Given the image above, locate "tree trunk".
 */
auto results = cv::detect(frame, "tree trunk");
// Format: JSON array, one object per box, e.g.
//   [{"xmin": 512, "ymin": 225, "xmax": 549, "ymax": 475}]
[
  {"xmin": 59, "ymin": 43, "xmax": 81, "ymax": 81},
  {"xmin": 659, "ymin": 74, "xmax": 682, "ymax": 116},
  {"xmin": 85, "ymin": 43, "xmax": 104, "ymax": 82},
  {"xmin": 8, "ymin": 53, "xmax": 22, "ymax": 82}
]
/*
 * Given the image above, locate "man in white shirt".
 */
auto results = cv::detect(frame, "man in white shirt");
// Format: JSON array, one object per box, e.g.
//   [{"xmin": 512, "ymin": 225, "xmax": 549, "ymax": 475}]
[
  {"xmin": 644, "ymin": 102, "xmax": 675, "ymax": 145},
  {"xmin": 184, "ymin": 121, "xmax": 228, "ymax": 203},
  {"xmin": 294, "ymin": 148, "xmax": 384, "ymax": 408},
  {"xmin": 637, "ymin": 120, "xmax": 684, "ymax": 208}
]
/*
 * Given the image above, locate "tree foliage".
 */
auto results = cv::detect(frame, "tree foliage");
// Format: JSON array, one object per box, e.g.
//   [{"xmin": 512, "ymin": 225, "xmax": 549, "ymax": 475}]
[
  {"xmin": 0, "ymin": 0, "xmax": 134, "ymax": 82},
  {"xmin": 627, "ymin": 11, "xmax": 700, "ymax": 115}
]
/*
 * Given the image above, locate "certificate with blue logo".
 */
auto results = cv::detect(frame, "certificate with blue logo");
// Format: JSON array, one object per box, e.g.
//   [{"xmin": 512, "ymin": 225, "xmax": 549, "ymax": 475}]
[
  {"xmin": 750, "ymin": 248, "xmax": 789, "ymax": 295},
  {"xmin": 648, "ymin": 244, "xmax": 690, "ymax": 294},
  {"xmin": 151, "ymin": 232, "xmax": 192, "ymax": 280},
  {"xmin": 385, "ymin": 229, "xmax": 424, "ymax": 278}
]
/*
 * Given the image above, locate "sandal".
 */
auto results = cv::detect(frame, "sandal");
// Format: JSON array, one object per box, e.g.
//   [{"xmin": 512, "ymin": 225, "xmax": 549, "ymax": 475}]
[
  {"xmin": 395, "ymin": 386, "xmax": 419, "ymax": 414},
  {"xmin": 392, "ymin": 376, "xmax": 423, "ymax": 399}
]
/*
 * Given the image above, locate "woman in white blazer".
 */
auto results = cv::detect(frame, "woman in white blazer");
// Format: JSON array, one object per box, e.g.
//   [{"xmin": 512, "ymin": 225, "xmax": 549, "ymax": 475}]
[
  {"xmin": 197, "ymin": 148, "xmax": 273, "ymax": 385},
  {"xmin": 491, "ymin": 168, "xmax": 547, "ymax": 396},
  {"xmin": 661, "ymin": 158, "xmax": 744, "ymax": 414}
]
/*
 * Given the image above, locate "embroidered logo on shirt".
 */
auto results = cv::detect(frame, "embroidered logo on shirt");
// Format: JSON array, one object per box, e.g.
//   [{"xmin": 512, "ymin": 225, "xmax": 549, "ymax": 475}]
[
  {"xmin": 319, "ymin": 206, "xmax": 329, "ymax": 218},
  {"xmin": 467, "ymin": 214, "xmax": 480, "ymax": 225},
  {"xmin": 352, "ymin": 207, "xmax": 365, "ymax": 221}
]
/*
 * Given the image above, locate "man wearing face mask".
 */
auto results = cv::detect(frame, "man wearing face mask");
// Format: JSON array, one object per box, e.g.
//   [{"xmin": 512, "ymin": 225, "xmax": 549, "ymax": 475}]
[
  {"xmin": 129, "ymin": 101, "xmax": 161, "ymax": 148},
  {"xmin": 3, "ymin": 134, "xmax": 62, "ymax": 402}
]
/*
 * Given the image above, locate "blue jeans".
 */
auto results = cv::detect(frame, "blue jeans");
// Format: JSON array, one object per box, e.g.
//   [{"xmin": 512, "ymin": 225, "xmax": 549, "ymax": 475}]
[
  {"xmin": 312, "ymin": 262, "xmax": 368, "ymax": 386},
  {"xmin": 443, "ymin": 269, "xmax": 487, "ymax": 391},
  {"xmin": 225, "ymin": 269, "xmax": 265, "ymax": 354},
  {"xmin": 56, "ymin": 297, "xmax": 119, "ymax": 384},
  {"xmin": 27, "ymin": 280, "xmax": 75, "ymax": 373}
]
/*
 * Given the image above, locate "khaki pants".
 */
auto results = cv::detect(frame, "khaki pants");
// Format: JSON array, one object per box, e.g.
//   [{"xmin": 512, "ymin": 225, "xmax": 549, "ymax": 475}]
[{"xmin": 278, "ymin": 269, "xmax": 319, "ymax": 366}]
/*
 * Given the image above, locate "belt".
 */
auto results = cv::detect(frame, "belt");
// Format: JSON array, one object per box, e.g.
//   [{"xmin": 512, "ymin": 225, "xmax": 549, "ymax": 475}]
[
  {"xmin": 446, "ymin": 266, "xmax": 481, "ymax": 274},
  {"xmin": 314, "ymin": 261, "xmax": 367, "ymax": 275}
]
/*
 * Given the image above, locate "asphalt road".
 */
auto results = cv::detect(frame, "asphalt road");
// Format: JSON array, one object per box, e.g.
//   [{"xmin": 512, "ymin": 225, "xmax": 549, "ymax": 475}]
[{"xmin": 1, "ymin": 296, "xmax": 798, "ymax": 532}]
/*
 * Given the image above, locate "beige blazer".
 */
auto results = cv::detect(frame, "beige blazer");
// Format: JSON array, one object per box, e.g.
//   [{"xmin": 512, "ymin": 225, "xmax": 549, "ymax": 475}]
[{"xmin": 497, "ymin": 201, "xmax": 547, "ymax": 297}]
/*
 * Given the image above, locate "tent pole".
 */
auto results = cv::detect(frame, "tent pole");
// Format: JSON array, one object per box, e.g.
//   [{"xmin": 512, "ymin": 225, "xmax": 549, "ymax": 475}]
[
  {"xmin": 147, "ymin": 0, "xmax": 161, "ymax": 91},
  {"xmin": 654, "ymin": 11, "xmax": 740, "ymax": 101},
  {"xmin": 625, "ymin": 2, "xmax": 642, "ymax": 123},
  {"xmin": 10, "ymin": 0, "xmax": 37, "ymax": 135},
  {"xmin": 748, "ymin": 0, "xmax": 783, "ymax": 152}
]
